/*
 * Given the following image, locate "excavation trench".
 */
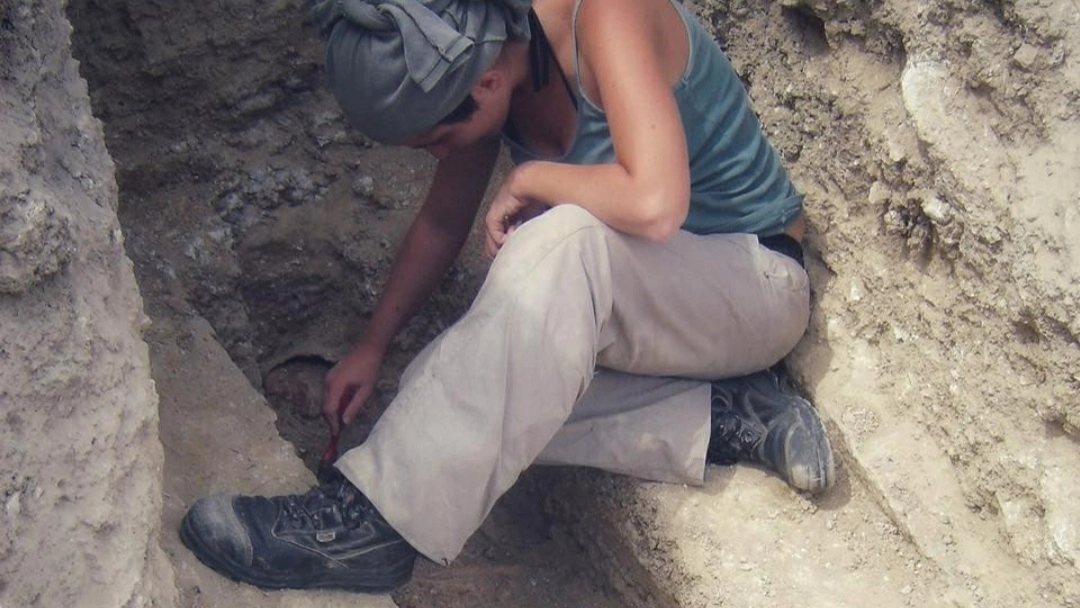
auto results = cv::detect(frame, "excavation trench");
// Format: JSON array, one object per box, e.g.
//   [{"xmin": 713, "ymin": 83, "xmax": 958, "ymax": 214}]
[
  {"xmin": 64, "ymin": 1, "xmax": 636, "ymax": 605},
  {"xmin": 60, "ymin": 0, "xmax": 1080, "ymax": 606}
]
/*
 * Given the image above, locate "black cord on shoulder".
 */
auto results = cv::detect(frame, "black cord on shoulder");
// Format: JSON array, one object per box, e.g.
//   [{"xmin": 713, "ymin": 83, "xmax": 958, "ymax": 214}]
[
  {"xmin": 526, "ymin": 8, "xmax": 578, "ymax": 109},
  {"xmin": 527, "ymin": 9, "xmax": 550, "ymax": 92}
]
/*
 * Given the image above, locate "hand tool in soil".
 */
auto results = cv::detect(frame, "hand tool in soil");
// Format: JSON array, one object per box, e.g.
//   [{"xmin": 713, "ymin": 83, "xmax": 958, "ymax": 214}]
[
  {"xmin": 316, "ymin": 384, "xmax": 354, "ymax": 483},
  {"xmin": 316, "ymin": 432, "xmax": 340, "ymax": 484}
]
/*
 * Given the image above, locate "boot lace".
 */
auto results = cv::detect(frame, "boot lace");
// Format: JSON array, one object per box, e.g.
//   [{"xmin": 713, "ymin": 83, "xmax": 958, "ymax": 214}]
[
  {"xmin": 279, "ymin": 473, "xmax": 371, "ymax": 532},
  {"xmin": 707, "ymin": 401, "xmax": 765, "ymax": 465}
]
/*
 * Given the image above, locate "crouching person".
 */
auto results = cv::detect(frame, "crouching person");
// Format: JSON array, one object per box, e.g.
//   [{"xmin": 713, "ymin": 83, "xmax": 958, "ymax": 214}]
[{"xmin": 179, "ymin": 0, "xmax": 835, "ymax": 592}]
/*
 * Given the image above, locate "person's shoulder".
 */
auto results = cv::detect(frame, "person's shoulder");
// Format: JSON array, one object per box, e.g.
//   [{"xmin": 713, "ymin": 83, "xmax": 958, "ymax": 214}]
[
  {"xmin": 573, "ymin": 0, "xmax": 666, "ymax": 41},
  {"xmin": 531, "ymin": 0, "xmax": 577, "ymax": 41},
  {"xmin": 574, "ymin": 0, "xmax": 635, "ymax": 22}
]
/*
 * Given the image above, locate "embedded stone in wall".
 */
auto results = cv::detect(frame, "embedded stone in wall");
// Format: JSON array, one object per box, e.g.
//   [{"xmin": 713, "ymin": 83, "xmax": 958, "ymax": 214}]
[{"xmin": 0, "ymin": 189, "xmax": 74, "ymax": 294}]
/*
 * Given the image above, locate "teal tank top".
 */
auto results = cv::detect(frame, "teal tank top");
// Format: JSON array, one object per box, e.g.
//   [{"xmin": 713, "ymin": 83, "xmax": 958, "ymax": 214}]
[{"xmin": 503, "ymin": 0, "xmax": 802, "ymax": 236}]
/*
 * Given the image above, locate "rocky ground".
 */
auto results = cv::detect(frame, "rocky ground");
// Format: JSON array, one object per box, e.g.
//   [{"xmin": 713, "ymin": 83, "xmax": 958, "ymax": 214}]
[{"xmin": 2, "ymin": 0, "xmax": 1077, "ymax": 606}]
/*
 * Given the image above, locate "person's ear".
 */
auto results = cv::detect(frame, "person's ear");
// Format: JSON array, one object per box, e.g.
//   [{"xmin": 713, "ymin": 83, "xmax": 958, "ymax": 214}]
[{"xmin": 471, "ymin": 68, "xmax": 503, "ymax": 100}]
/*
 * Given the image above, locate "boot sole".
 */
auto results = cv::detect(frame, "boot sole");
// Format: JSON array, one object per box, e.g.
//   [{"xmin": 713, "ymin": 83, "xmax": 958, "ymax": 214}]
[{"xmin": 179, "ymin": 509, "xmax": 414, "ymax": 593}]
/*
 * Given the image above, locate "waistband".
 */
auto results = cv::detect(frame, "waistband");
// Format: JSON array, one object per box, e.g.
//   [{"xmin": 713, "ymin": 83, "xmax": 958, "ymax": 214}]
[{"xmin": 758, "ymin": 233, "xmax": 804, "ymax": 268}]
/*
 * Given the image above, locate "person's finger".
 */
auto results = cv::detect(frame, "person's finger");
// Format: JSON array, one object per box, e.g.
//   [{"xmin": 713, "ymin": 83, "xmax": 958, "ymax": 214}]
[
  {"xmin": 484, "ymin": 223, "xmax": 501, "ymax": 258},
  {"xmin": 322, "ymin": 381, "xmax": 343, "ymax": 435},
  {"xmin": 341, "ymin": 385, "xmax": 369, "ymax": 426},
  {"xmin": 483, "ymin": 204, "xmax": 502, "ymax": 232},
  {"xmin": 489, "ymin": 227, "xmax": 508, "ymax": 257}
]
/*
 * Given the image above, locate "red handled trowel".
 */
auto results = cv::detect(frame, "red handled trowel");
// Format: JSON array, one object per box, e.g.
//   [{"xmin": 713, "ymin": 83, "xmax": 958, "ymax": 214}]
[
  {"xmin": 316, "ymin": 387, "xmax": 351, "ymax": 484},
  {"xmin": 316, "ymin": 431, "xmax": 340, "ymax": 484}
]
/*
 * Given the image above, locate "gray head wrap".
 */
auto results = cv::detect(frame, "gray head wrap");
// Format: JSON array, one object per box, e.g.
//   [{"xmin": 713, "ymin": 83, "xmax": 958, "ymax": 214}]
[{"xmin": 311, "ymin": 0, "xmax": 532, "ymax": 143}]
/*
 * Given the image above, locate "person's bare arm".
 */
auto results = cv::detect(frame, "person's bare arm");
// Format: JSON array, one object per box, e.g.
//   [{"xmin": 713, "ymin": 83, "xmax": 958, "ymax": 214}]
[
  {"xmin": 485, "ymin": 0, "xmax": 690, "ymax": 255},
  {"xmin": 324, "ymin": 137, "xmax": 500, "ymax": 431}
]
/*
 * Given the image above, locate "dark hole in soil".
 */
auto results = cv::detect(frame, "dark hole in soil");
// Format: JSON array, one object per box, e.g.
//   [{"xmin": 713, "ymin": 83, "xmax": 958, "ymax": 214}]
[
  {"xmin": 782, "ymin": 6, "xmax": 830, "ymax": 56},
  {"xmin": 263, "ymin": 355, "xmax": 372, "ymax": 471}
]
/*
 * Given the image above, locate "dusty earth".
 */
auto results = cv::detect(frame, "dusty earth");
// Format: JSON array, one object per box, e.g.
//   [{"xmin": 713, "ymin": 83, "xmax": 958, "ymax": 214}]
[{"xmin": 2, "ymin": 0, "xmax": 1078, "ymax": 606}]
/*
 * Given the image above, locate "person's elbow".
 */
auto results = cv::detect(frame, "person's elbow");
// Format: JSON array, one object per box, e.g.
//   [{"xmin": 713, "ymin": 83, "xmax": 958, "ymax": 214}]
[{"xmin": 636, "ymin": 184, "xmax": 690, "ymax": 242}]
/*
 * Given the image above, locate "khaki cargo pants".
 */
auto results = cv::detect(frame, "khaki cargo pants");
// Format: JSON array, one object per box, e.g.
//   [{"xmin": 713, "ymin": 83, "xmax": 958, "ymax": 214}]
[{"xmin": 336, "ymin": 205, "xmax": 809, "ymax": 564}]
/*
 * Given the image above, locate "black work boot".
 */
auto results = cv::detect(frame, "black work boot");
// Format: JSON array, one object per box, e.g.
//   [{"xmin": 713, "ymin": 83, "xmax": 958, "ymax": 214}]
[
  {"xmin": 179, "ymin": 469, "xmax": 416, "ymax": 592},
  {"xmin": 708, "ymin": 365, "xmax": 836, "ymax": 493}
]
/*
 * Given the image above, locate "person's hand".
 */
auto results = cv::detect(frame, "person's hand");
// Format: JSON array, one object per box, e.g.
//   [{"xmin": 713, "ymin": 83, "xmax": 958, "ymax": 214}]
[
  {"xmin": 483, "ymin": 177, "xmax": 548, "ymax": 258},
  {"xmin": 322, "ymin": 344, "xmax": 383, "ymax": 436}
]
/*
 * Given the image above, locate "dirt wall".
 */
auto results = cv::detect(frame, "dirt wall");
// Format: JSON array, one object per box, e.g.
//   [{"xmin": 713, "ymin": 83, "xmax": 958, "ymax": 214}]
[
  {"xmin": 0, "ymin": 0, "xmax": 175, "ymax": 606},
  {"xmin": 697, "ymin": 0, "xmax": 1080, "ymax": 602}
]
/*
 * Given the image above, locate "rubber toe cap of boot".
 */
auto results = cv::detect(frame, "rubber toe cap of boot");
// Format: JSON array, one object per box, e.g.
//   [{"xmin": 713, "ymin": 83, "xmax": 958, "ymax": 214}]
[
  {"xmin": 777, "ymin": 401, "xmax": 836, "ymax": 494},
  {"xmin": 181, "ymin": 495, "xmax": 254, "ymax": 569}
]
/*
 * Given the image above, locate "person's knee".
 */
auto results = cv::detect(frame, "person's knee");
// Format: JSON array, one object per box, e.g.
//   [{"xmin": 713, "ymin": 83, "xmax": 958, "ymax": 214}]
[
  {"xmin": 499, "ymin": 205, "xmax": 606, "ymax": 257},
  {"xmin": 524, "ymin": 204, "xmax": 604, "ymax": 237},
  {"xmin": 486, "ymin": 205, "xmax": 612, "ymax": 293}
]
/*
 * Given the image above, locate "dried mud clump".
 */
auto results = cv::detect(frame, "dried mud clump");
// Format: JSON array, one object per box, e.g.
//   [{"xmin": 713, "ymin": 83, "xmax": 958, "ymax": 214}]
[{"xmin": 0, "ymin": 191, "xmax": 74, "ymax": 294}]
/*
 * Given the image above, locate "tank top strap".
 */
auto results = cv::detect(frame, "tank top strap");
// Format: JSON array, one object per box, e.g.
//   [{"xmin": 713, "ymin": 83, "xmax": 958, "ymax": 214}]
[
  {"xmin": 570, "ymin": 0, "xmax": 586, "ymax": 97},
  {"xmin": 530, "ymin": 8, "xmax": 577, "ymax": 109}
]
